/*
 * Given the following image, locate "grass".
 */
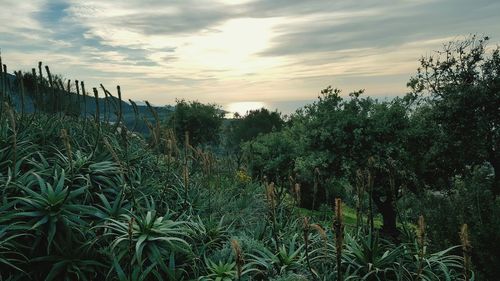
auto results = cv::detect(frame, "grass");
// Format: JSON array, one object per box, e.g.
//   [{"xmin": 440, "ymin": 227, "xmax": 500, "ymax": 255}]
[{"xmin": 297, "ymin": 203, "xmax": 383, "ymax": 229}]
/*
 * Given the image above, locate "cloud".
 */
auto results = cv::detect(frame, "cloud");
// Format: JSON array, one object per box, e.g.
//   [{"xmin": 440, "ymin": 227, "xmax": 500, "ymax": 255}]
[
  {"xmin": 257, "ymin": 0, "xmax": 500, "ymax": 56},
  {"xmin": 1, "ymin": 0, "xmax": 499, "ymax": 112}
]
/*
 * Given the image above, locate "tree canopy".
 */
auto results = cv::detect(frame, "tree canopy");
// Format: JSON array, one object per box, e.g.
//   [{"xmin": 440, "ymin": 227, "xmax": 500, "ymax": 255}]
[
  {"xmin": 169, "ymin": 99, "xmax": 225, "ymax": 147},
  {"xmin": 407, "ymin": 35, "xmax": 500, "ymax": 195},
  {"xmin": 244, "ymin": 36, "xmax": 500, "ymax": 239}
]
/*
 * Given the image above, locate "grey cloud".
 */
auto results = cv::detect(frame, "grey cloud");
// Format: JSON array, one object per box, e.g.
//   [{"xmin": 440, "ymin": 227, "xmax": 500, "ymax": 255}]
[
  {"xmin": 112, "ymin": 8, "xmax": 236, "ymax": 35},
  {"xmin": 87, "ymin": 1, "xmax": 242, "ymax": 36},
  {"xmin": 242, "ymin": 0, "xmax": 385, "ymax": 18},
  {"xmin": 257, "ymin": 0, "xmax": 500, "ymax": 56}
]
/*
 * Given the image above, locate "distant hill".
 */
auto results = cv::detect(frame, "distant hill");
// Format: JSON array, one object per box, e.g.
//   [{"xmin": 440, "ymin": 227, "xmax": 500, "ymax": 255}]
[{"xmin": 1, "ymin": 72, "xmax": 173, "ymax": 135}]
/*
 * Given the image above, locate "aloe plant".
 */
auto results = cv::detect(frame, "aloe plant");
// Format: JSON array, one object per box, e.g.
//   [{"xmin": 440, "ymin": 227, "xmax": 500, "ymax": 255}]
[
  {"xmin": 190, "ymin": 216, "xmax": 230, "ymax": 257},
  {"xmin": 395, "ymin": 243, "xmax": 463, "ymax": 281},
  {"xmin": 31, "ymin": 235, "xmax": 106, "ymax": 281},
  {"xmin": 104, "ymin": 210, "xmax": 193, "ymax": 280},
  {"xmin": 247, "ymin": 234, "xmax": 305, "ymax": 278},
  {"xmin": 198, "ymin": 257, "xmax": 237, "ymax": 281},
  {"xmin": 343, "ymin": 232, "xmax": 402, "ymax": 280},
  {"xmin": 0, "ymin": 224, "xmax": 28, "ymax": 276},
  {"xmin": 13, "ymin": 170, "xmax": 97, "ymax": 252}
]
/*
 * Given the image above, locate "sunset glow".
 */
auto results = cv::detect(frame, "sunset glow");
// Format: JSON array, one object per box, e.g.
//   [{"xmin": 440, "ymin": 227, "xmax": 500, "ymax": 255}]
[{"xmin": 226, "ymin": 101, "xmax": 268, "ymax": 116}]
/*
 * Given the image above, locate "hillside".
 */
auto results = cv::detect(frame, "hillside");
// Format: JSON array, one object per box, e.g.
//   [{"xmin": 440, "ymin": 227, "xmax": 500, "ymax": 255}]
[
  {"xmin": 0, "ymin": 54, "xmax": 476, "ymax": 280},
  {"xmin": 2, "ymin": 71, "xmax": 173, "ymax": 135}
]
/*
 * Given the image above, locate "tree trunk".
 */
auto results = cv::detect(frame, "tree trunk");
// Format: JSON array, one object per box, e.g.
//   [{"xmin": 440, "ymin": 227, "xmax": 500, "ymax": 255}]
[
  {"xmin": 372, "ymin": 190, "xmax": 399, "ymax": 239},
  {"xmin": 490, "ymin": 151, "xmax": 499, "ymax": 197}
]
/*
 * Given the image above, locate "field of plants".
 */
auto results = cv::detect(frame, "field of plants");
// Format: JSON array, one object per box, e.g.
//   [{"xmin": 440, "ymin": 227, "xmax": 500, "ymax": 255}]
[{"xmin": 0, "ymin": 36, "xmax": 498, "ymax": 280}]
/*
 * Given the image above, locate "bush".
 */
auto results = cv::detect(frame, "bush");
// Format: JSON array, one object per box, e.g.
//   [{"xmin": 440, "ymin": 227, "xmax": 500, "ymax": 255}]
[
  {"xmin": 401, "ymin": 163, "xmax": 500, "ymax": 280},
  {"xmin": 169, "ymin": 99, "xmax": 224, "ymax": 147}
]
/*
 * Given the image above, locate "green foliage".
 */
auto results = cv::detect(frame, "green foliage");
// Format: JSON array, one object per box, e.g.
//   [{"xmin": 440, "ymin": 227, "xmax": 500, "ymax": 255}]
[
  {"xmin": 401, "ymin": 164, "xmax": 500, "ymax": 280},
  {"xmin": 14, "ymin": 170, "xmax": 96, "ymax": 251},
  {"xmin": 18, "ymin": 69, "xmax": 81, "ymax": 116},
  {"xmin": 169, "ymin": 100, "xmax": 224, "ymax": 147},
  {"xmin": 0, "ymin": 96, "xmax": 469, "ymax": 281},
  {"xmin": 104, "ymin": 211, "xmax": 192, "ymax": 280},
  {"xmin": 246, "ymin": 234, "xmax": 306, "ymax": 278},
  {"xmin": 239, "ymin": 36, "xmax": 499, "ymax": 279},
  {"xmin": 227, "ymin": 108, "xmax": 284, "ymax": 158},
  {"xmin": 407, "ymin": 35, "xmax": 500, "ymax": 195},
  {"xmin": 298, "ymin": 203, "xmax": 383, "ymax": 228},
  {"xmin": 199, "ymin": 257, "xmax": 237, "ymax": 281},
  {"xmin": 243, "ymin": 129, "xmax": 299, "ymax": 184},
  {"xmin": 3, "ymin": 36, "xmax": 495, "ymax": 280},
  {"xmin": 244, "ymin": 87, "xmax": 412, "ymax": 234},
  {"xmin": 0, "ymin": 224, "xmax": 28, "ymax": 276}
]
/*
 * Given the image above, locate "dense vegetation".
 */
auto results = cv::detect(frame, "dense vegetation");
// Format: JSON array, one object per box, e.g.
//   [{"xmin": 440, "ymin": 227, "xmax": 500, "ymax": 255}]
[{"xmin": 0, "ymin": 36, "xmax": 497, "ymax": 280}]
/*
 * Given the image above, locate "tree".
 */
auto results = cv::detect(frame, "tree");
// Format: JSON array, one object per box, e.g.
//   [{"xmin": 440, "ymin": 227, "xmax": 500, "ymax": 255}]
[
  {"xmin": 407, "ymin": 35, "xmax": 500, "ymax": 196},
  {"xmin": 361, "ymin": 101, "xmax": 413, "ymax": 237},
  {"xmin": 293, "ymin": 88, "xmax": 412, "ymax": 236},
  {"xmin": 169, "ymin": 100, "xmax": 224, "ymax": 147},
  {"xmin": 243, "ymin": 129, "xmax": 299, "ymax": 184},
  {"xmin": 229, "ymin": 108, "xmax": 283, "ymax": 144},
  {"xmin": 244, "ymin": 87, "xmax": 413, "ymax": 236},
  {"xmin": 227, "ymin": 108, "xmax": 284, "ymax": 167}
]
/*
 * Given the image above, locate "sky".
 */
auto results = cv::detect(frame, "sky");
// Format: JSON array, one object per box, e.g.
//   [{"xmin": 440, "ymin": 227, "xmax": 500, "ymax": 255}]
[{"xmin": 1, "ymin": 0, "xmax": 499, "ymax": 114}]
